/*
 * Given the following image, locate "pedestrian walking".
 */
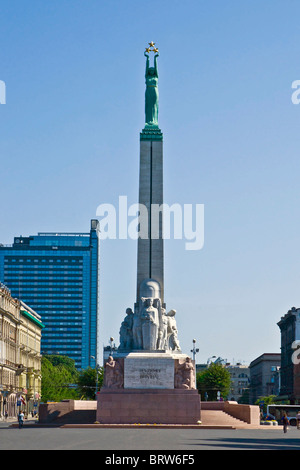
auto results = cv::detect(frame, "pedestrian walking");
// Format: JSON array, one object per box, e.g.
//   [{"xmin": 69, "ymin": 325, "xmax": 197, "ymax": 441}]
[
  {"xmin": 18, "ymin": 411, "xmax": 24, "ymax": 429},
  {"xmin": 282, "ymin": 412, "xmax": 289, "ymax": 434}
]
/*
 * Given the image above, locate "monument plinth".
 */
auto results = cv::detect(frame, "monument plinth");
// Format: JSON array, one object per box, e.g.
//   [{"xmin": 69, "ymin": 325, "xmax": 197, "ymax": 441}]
[{"xmin": 97, "ymin": 44, "xmax": 201, "ymax": 425}]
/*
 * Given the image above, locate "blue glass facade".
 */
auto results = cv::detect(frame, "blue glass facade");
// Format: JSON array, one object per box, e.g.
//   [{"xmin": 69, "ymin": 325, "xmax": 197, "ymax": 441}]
[{"xmin": 0, "ymin": 220, "xmax": 100, "ymax": 369}]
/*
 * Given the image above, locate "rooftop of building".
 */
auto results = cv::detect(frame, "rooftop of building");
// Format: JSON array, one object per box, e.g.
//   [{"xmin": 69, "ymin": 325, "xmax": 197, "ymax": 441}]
[
  {"xmin": 0, "ymin": 219, "xmax": 100, "ymax": 249},
  {"xmin": 20, "ymin": 301, "xmax": 45, "ymax": 329},
  {"xmin": 278, "ymin": 306, "xmax": 300, "ymax": 326},
  {"xmin": 249, "ymin": 353, "xmax": 281, "ymax": 368}
]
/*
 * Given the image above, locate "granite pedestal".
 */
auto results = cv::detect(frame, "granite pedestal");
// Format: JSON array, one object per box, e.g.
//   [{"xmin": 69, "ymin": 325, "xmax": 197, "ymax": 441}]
[{"xmin": 97, "ymin": 352, "xmax": 201, "ymax": 425}]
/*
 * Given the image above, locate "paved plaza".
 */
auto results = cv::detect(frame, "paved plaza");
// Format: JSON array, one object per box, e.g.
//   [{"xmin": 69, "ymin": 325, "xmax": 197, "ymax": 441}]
[{"xmin": 1, "ymin": 420, "xmax": 300, "ymax": 451}]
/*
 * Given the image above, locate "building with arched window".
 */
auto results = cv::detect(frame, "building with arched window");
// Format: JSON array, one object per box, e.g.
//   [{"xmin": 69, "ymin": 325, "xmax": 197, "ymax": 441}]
[{"xmin": 0, "ymin": 284, "xmax": 44, "ymax": 419}]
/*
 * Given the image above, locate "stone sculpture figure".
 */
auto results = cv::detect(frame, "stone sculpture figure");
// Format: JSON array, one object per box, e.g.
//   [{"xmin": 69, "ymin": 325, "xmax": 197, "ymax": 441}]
[
  {"xmin": 119, "ymin": 308, "xmax": 134, "ymax": 350},
  {"xmin": 140, "ymin": 297, "xmax": 159, "ymax": 350},
  {"xmin": 175, "ymin": 357, "xmax": 195, "ymax": 390},
  {"xmin": 154, "ymin": 298, "xmax": 168, "ymax": 350},
  {"xmin": 132, "ymin": 305, "xmax": 143, "ymax": 350},
  {"xmin": 144, "ymin": 51, "xmax": 159, "ymax": 126},
  {"xmin": 104, "ymin": 356, "xmax": 123, "ymax": 389},
  {"xmin": 167, "ymin": 309, "xmax": 181, "ymax": 351}
]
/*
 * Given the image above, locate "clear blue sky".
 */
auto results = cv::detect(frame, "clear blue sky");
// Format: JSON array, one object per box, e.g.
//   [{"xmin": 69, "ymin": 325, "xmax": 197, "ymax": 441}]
[{"xmin": 1, "ymin": 0, "xmax": 300, "ymax": 365}]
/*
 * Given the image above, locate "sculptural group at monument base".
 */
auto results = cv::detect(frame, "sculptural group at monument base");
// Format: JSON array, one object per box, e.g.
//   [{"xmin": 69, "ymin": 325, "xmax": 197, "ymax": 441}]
[
  {"xmin": 119, "ymin": 278, "xmax": 181, "ymax": 353},
  {"xmin": 119, "ymin": 300, "xmax": 180, "ymax": 353}
]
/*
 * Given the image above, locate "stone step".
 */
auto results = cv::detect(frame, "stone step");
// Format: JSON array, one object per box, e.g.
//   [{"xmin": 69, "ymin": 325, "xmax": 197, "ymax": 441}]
[{"xmin": 200, "ymin": 410, "xmax": 248, "ymax": 427}]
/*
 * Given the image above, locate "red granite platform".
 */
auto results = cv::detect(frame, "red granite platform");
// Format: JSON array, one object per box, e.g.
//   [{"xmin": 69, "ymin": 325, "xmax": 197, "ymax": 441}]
[{"xmin": 96, "ymin": 388, "xmax": 201, "ymax": 425}]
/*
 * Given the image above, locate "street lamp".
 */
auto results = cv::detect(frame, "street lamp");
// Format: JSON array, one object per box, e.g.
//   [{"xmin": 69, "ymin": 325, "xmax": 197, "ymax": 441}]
[
  {"xmin": 90, "ymin": 355, "xmax": 100, "ymax": 397},
  {"xmin": 190, "ymin": 339, "xmax": 199, "ymax": 389},
  {"xmin": 191, "ymin": 339, "xmax": 199, "ymax": 362}
]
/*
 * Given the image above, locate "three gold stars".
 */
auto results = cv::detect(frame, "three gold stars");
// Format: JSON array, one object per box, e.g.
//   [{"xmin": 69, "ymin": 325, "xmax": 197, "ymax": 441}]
[{"xmin": 145, "ymin": 42, "xmax": 159, "ymax": 53}]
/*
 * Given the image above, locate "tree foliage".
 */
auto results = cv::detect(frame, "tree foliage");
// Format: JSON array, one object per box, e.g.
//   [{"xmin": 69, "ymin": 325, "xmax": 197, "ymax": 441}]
[
  {"xmin": 197, "ymin": 362, "xmax": 231, "ymax": 401},
  {"xmin": 41, "ymin": 355, "xmax": 105, "ymax": 402},
  {"xmin": 254, "ymin": 395, "xmax": 288, "ymax": 414},
  {"xmin": 41, "ymin": 355, "xmax": 79, "ymax": 402},
  {"xmin": 44, "ymin": 354, "xmax": 78, "ymax": 372},
  {"xmin": 77, "ymin": 366, "xmax": 104, "ymax": 400}
]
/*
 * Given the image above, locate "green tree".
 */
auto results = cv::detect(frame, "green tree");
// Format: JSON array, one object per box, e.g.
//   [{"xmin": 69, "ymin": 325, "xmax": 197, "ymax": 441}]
[
  {"xmin": 254, "ymin": 395, "xmax": 288, "ymax": 414},
  {"xmin": 197, "ymin": 362, "xmax": 231, "ymax": 401},
  {"xmin": 41, "ymin": 355, "xmax": 79, "ymax": 402},
  {"xmin": 77, "ymin": 366, "xmax": 104, "ymax": 400},
  {"xmin": 44, "ymin": 355, "xmax": 78, "ymax": 372}
]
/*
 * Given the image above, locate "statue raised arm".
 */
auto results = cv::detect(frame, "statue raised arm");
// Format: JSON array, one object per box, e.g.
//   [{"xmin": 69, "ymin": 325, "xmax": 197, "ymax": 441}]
[
  {"xmin": 154, "ymin": 53, "xmax": 159, "ymax": 73},
  {"xmin": 144, "ymin": 50, "xmax": 150, "ymax": 73}
]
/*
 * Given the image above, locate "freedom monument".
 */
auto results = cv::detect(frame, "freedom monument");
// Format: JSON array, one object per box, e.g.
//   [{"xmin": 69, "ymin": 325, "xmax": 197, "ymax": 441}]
[{"xmin": 97, "ymin": 44, "xmax": 201, "ymax": 424}]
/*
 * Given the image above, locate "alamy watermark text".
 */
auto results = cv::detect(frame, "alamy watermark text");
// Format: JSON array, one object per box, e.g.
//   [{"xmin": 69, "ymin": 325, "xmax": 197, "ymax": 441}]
[{"xmin": 96, "ymin": 196, "xmax": 204, "ymax": 251}]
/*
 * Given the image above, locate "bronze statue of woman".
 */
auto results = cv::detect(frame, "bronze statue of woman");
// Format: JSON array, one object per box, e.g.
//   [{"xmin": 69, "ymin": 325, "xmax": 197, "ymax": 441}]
[{"xmin": 144, "ymin": 50, "xmax": 159, "ymax": 126}]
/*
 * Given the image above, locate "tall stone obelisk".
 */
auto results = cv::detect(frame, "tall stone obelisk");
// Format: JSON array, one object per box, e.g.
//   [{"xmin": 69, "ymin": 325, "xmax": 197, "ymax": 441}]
[
  {"xmin": 97, "ymin": 45, "xmax": 201, "ymax": 425},
  {"xmin": 136, "ymin": 46, "xmax": 164, "ymax": 305}
]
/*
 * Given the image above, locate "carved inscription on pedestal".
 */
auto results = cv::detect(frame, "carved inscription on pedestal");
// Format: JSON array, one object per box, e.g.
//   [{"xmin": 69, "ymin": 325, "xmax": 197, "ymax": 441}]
[{"xmin": 124, "ymin": 357, "xmax": 174, "ymax": 389}]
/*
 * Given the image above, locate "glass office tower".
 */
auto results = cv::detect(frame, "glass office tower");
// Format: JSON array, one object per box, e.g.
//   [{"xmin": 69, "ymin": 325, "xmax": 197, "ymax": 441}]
[{"xmin": 0, "ymin": 220, "xmax": 100, "ymax": 369}]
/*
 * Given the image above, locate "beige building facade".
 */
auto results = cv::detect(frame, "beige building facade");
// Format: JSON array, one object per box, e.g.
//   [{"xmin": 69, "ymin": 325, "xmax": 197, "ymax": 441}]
[
  {"xmin": 249, "ymin": 353, "xmax": 281, "ymax": 404},
  {"xmin": 0, "ymin": 284, "xmax": 44, "ymax": 418},
  {"xmin": 227, "ymin": 364, "xmax": 250, "ymax": 402}
]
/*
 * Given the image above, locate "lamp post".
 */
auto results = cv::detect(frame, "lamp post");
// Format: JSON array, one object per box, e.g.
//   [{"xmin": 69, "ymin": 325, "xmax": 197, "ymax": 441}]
[
  {"xmin": 90, "ymin": 355, "xmax": 100, "ymax": 397},
  {"xmin": 191, "ymin": 339, "xmax": 199, "ymax": 362},
  {"xmin": 190, "ymin": 339, "xmax": 199, "ymax": 389}
]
